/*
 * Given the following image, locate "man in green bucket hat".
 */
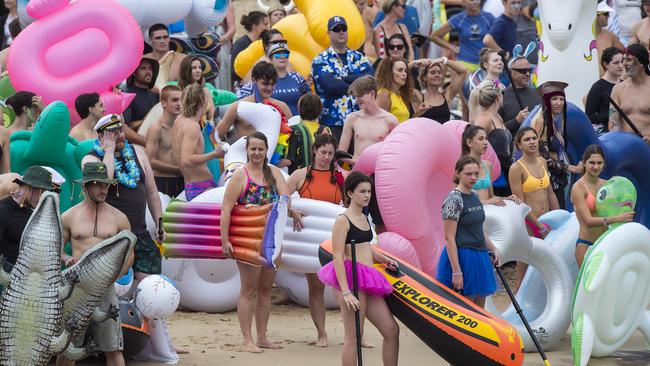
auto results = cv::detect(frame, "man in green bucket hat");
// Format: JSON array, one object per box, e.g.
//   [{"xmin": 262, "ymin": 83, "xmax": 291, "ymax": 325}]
[
  {"xmin": 57, "ymin": 161, "xmax": 132, "ymax": 366},
  {"xmin": 0, "ymin": 165, "xmax": 57, "ymax": 271}
]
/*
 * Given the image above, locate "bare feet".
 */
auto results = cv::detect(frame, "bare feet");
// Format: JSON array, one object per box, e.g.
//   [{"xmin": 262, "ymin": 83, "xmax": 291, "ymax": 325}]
[
  {"xmin": 271, "ymin": 292, "xmax": 293, "ymax": 305},
  {"xmin": 257, "ymin": 338, "xmax": 283, "ymax": 349},
  {"xmin": 174, "ymin": 346, "xmax": 189, "ymax": 354},
  {"xmin": 314, "ymin": 336, "xmax": 328, "ymax": 348},
  {"xmin": 243, "ymin": 342, "xmax": 263, "ymax": 353},
  {"xmin": 361, "ymin": 338, "xmax": 374, "ymax": 348}
]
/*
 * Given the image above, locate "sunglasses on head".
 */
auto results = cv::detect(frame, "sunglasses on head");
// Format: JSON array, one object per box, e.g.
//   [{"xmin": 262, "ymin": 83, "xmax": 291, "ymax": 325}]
[
  {"xmin": 388, "ymin": 44, "xmax": 405, "ymax": 51},
  {"xmin": 272, "ymin": 52, "xmax": 289, "ymax": 59},
  {"xmin": 332, "ymin": 26, "xmax": 348, "ymax": 33},
  {"xmin": 511, "ymin": 67, "xmax": 533, "ymax": 75}
]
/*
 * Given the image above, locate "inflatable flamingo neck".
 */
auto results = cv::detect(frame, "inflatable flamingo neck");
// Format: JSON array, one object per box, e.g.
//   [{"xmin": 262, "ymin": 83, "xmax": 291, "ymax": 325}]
[
  {"xmin": 27, "ymin": 0, "xmax": 70, "ymax": 18},
  {"xmin": 538, "ymin": 0, "xmax": 598, "ymax": 108}
]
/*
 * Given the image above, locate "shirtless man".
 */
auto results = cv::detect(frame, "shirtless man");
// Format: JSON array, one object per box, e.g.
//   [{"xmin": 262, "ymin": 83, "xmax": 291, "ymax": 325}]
[
  {"xmin": 596, "ymin": 2, "xmax": 625, "ymax": 76},
  {"xmin": 217, "ymin": 61, "xmax": 292, "ymax": 145},
  {"xmin": 143, "ymin": 23, "xmax": 187, "ymax": 84},
  {"xmin": 358, "ymin": 0, "xmax": 380, "ymax": 59},
  {"xmin": 70, "ymin": 93, "xmax": 104, "ymax": 142},
  {"xmin": 339, "ymin": 76, "xmax": 398, "ymax": 233},
  {"xmin": 630, "ymin": 0, "xmax": 650, "ymax": 50},
  {"xmin": 609, "ymin": 44, "xmax": 650, "ymax": 142},
  {"xmin": 145, "ymin": 85, "xmax": 184, "ymax": 197},
  {"xmin": 172, "ymin": 84, "xmax": 226, "ymax": 201},
  {"xmin": 56, "ymin": 162, "xmax": 132, "ymax": 366},
  {"xmin": 338, "ymin": 76, "xmax": 398, "ymax": 161}
]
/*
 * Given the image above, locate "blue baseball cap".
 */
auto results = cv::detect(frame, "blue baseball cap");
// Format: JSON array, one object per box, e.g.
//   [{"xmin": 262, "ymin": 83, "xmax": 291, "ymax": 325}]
[{"xmin": 328, "ymin": 16, "xmax": 347, "ymax": 31}]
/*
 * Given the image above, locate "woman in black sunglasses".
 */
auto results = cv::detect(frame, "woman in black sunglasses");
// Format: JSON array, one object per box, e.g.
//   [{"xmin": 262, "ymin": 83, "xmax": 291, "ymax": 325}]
[{"xmin": 373, "ymin": 0, "xmax": 413, "ymax": 62}]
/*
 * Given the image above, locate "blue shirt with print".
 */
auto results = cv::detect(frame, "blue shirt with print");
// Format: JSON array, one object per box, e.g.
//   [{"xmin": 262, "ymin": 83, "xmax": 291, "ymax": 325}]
[
  {"xmin": 236, "ymin": 72, "xmax": 309, "ymax": 116},
  {"xmin": 448, "ymin": 10, "xmax": 495, "ymax": 65},
  {"xmin": 311, "ymin": 47, "xmax": 374, "ymax": 127}
]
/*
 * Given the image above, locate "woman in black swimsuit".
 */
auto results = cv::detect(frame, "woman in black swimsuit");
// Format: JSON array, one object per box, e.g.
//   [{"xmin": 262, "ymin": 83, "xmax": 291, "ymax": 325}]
[
  {"xmin": 417, "ymin": 57, "xmax": 468, "ymax": 123},
  {"xmin": 318, "ymin": 172, "xmax": 399, "ymax": 366}
]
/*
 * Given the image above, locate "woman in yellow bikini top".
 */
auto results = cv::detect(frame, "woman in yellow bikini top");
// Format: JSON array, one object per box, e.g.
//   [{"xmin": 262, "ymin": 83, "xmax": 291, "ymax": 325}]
[
  {"xmin": 509, "ymin": 127, "xmax": 560, "ymax": 290},
  {"xmin": 375, "ymin": 58, "xmax": 415, "ymax": 122}
]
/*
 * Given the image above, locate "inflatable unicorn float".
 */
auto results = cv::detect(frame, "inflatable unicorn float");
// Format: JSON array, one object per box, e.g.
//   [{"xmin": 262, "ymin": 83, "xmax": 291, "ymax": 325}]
[{"xmin": 537, "ymin": 0, "xmax": 599, "ymax": 107}]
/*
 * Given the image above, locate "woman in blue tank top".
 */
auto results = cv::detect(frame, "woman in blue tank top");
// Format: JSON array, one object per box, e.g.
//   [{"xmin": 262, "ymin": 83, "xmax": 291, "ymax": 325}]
[
  {"xmin": 461, "ymin": 124, "xmax": 520, "ymax": 206},
  {"xmin": 436, "ymin": 156, "xmax": 502, "ymax": 308}
]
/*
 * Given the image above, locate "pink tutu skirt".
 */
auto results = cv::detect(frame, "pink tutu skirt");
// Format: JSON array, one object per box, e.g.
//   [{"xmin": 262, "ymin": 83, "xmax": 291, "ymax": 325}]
[{"xmin": 317, "ymin": 260, "xmax": 393, "ymax": 297}]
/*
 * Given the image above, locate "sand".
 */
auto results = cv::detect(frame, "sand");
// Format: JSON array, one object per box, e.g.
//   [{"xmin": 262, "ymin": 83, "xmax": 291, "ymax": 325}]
[{"xmin": 79, "ymin": 1, "xmax": 649, "ymax": 364}]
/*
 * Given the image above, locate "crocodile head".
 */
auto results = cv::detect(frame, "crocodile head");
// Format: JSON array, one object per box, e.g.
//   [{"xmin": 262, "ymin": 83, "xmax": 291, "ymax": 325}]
[
  {"xmin": 596, "ymin": 176, "xmax": 637, "ymax": 219},
  {"xmin": 16, "ymin": 191, "xmax": 62, "ymax": 267},
  {"xmin": 67, "ymin": 230, "xmax": 136, "ymax": 295}
]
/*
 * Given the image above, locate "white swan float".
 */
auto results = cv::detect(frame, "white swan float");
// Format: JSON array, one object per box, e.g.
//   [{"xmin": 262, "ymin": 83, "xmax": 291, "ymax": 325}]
[{"xmin": 484, "ymin": 201, "xmax": 574, "ymax": 352}]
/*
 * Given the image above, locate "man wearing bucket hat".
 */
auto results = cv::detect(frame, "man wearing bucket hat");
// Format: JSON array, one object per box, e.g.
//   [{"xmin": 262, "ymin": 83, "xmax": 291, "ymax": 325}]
[
  {"xmin": 0, "ymin": 166, "xmax": 57, "ymax": 270},
  {"xmin": 82, "ymin": 113, "xmax": 165, "ymax": 280},
  {"xmin": 56, "ymin": 161, "xmax": 131, "ymax": 366}
]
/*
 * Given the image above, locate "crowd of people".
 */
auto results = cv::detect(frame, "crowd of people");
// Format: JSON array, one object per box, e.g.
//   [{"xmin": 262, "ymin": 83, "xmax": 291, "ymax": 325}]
[{"xmin": 0, "ymin": 0, "xmax": 649, "ymax": 365}]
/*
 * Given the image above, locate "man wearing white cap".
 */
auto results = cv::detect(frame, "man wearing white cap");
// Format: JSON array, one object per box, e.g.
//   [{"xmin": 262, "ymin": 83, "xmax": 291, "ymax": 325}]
[
  {"xmin": 596, "ymin": 1, "xmax": 625, "ymax": 75},
  {"xmin": 82, "ymin": 114, "xmax": 165, "ymax": 279}
]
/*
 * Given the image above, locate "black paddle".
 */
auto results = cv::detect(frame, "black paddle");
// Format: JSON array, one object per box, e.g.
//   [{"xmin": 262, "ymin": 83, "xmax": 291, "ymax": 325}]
[
  {"xmin": 604, "ymin": 94, "xmax": 644, "ymax": 138},
  {"xmin": 492, "ymin": 256, "xmax": 551, "ymax": 366},
  {"xmin": 350, "ymin": 239, "xmax": 363, "ymax": 365},
  {"xmin": 498, "ymin": 49, "xmax": 524, "ymax": 110}
]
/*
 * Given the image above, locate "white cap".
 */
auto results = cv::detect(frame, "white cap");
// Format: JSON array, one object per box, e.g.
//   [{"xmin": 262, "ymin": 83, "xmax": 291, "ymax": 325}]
[
  {"xmin": 93, "ymin": 114, "xmax": 123, "ymax": 132},
  {"xmin": 597, "ymin": 1, "xmax": 614, "ymax": 13},
  {"xmin": 40, "ymin": 166, "xmax": 65, "ymax": 186}
]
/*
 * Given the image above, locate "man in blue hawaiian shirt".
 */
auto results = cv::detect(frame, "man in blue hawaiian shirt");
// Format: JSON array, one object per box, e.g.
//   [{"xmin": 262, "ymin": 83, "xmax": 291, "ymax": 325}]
[{"xmin": 312, "ymin": 16, "xmax": 374, "ymax": 141}]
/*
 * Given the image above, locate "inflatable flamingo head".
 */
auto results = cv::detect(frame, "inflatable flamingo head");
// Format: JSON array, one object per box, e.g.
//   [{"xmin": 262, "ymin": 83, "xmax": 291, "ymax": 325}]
[{"xmin": 538, "ymin": 0, "xmax": 583, "ymax": 51}]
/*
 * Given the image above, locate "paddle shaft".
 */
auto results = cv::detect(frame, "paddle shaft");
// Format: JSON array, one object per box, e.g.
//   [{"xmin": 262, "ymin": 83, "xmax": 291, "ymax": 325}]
[
  {"xmin": 494, "ymin": 263, "xmax": 551, "ymax": 366},
  {"xmin": 350, "ymin": 239, "xmax": 363, "ymax": 365},
  {"xmin": 498, "ymin": 50, "xmax": 524, "ymax": 110},
  {"xmin": 605, "ymin": 94, "xmax": 643, "ymax": 138}
]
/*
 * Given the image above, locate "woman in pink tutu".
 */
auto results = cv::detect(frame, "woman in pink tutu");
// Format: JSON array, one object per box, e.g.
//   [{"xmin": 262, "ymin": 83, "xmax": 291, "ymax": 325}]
[{"xmin": 318, "ymin": 172, "xmax": 399, "ymax": 366}]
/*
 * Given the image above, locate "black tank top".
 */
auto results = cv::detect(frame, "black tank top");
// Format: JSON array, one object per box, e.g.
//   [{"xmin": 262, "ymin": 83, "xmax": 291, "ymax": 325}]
[
  {"xmin": 421, "ymin": 99, "xmax": 451, "ymax": 123},
  {"xmin": 487, "ymin": 117, "xmax": 513, "ymax": 170},
  {"xmin": 342, "ymin": 214, "xmax": 373, "ymax": 244},
  {"xmin": 88, "ymin": 149, "xmax": 148, "ymax": 235}
]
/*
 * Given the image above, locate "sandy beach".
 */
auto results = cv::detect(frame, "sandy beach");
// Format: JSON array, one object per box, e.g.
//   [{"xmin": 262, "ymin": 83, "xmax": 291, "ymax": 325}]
[{"xmin": 73, "ymin": 1, "xmax": 649, "ymax": 365}]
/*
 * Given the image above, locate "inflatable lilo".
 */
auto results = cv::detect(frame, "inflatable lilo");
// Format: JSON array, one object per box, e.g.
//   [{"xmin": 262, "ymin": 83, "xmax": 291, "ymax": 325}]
[
  {"xmin": 162, "ymin": 196, "xmax": 288, "ymax": 268},
  {"xmin": 572, "ymin": 177, "xmax": 650, "ymax": 366},
  {"xmin": 9, "ymin": 101, "xmax": 92, "ymax": 211},
  {"xmin": 537, "ymin": 0, "xmax": 598, "ymax": 106},
  {"xmin": 319, "ymin": 240, "xmax": 525, "ymax": 366},
  {"xmin": 483, "ymin": 202, "xmax": 574, "ymax": 352},
  {"xmin": 8, "ymin": 0, "xmax": 142, "ymax": 123},
  {"xmin": 353, "ymin": 118, "xmax": 501, "ymax": 276}
]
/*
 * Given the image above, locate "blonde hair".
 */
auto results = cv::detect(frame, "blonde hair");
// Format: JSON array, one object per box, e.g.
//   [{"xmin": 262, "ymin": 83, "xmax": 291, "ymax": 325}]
[
  {"xmin": 468, "ymin": 79, "xmax": 504, "ymax": 121},
  {"xmin": 181, "ymin": 84, "xmax": 205, "ymax": 118}
]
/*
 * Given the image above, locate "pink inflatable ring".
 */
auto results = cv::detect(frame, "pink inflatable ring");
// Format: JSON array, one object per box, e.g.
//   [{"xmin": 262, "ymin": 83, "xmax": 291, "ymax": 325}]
[{"xmin": 8, "ymin": 0, "xmax": 143, "ymax": 110}]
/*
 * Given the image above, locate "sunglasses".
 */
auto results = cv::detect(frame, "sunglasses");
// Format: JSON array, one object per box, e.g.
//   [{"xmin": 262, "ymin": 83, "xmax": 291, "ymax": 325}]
[
  {"xmin": 394, "ymin": 2, "xmax": 406, "ymax": 8},
  {"xmin": 331, "ymin": 26, "xmax": 348, "ymax": 33},
  {"xmin": 270, "ymin": 39, "xmax": 288, "ymax": 45},
  {"xmin": 272, "ymin": 52, "xmax": 289, "ymax": 59},
  {"xmin": 597, "ymin": 12, "xmax": 610, "ymax": 16},
  {"xmin": 511, "ymin": 67, "xmax": 533, "ymax": 75},
  {"xmin": 388, "ymin": 44, "xmax": 405, "ymax": 51}
]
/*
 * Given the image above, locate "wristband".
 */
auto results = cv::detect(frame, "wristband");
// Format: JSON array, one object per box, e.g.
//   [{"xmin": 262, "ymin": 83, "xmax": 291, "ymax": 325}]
[
  {"xmin": 342, "ymin": 290, "xmax": 351, "ymax": 296},
  {"xmin": 452, "ymin": 272, "xmax": 463, "ymax": 276},
  {"xmin": 441, "ymin": 56, "xmax": 448, "ymax": 65}
]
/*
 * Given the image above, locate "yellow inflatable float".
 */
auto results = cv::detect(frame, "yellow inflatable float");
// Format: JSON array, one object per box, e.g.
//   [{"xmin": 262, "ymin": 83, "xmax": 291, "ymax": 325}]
[{"xmin": 234, "ymin": 0, "xmax": 365, "ymax": 79}]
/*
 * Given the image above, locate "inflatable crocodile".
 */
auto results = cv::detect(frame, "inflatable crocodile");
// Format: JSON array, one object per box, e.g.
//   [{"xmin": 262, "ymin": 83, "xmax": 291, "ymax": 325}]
[
  {"xmin": 60, "ymin": 230, "xmax": 136, "ymax": 361},
  {"xmin": 0, "ymin": 192, "xmax": 78, "ymax": 366}
]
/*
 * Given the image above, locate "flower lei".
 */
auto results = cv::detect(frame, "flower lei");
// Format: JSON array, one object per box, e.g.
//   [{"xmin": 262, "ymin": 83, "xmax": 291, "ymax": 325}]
[{"xmin": 92, "ymin": 139, "xmax": 140, "ymax": 188}]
